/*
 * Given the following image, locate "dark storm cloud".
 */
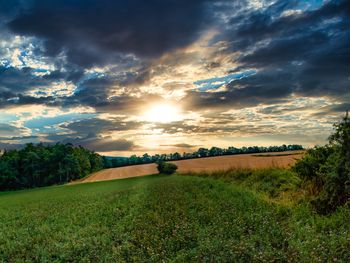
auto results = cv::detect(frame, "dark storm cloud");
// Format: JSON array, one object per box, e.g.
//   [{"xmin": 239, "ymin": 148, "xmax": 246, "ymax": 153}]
[
  {"xmin": 3, "ymin": 0, "xmax": 348, "ymax": 112},
  {"xmin": 0, "ymin": 68, "xmax": 162, "ymax": 111},
  {"xmin": 39, "ymin": 117, "xmax": 141, "ymax": 152},
  {"xmin": 0, "ymin": 0, "xmax": 22, "ymax": 22},
  {"xmin": 0, "ymin": 124, "xmax": 32, "ymax": 141},
  {"xmin": 0, "ymin": 135, "xmax": 38, "ymax": 141},
  {"xmin": 184, "ymin": 0, "xmax": 350, "ymax": 111},
  {"xmin": 234, "ymin": 0, "xmax": 350, "ymax": 96},
  {"xmin": 0, "ymin": 92, "xmax": 57, "ymax": 109},
  {"xmin": 0, "ymin": 66, "xmax": 49, "ymax": 93},
  {"xmin": 63, "ymin": 136, "xmax": 135, "ymax": 152},
  {"xmin": 61, "ymin": 118, "xmax": 141, "ymax": 135},
  {"xmin": 0, "ymin": 123, "xmax": 19, "ymax": 134},
  {"xmin": 183, "ymin": 70, "xmax": 293, "ymax": 110},
  {"xmin": 45, "ymin": 133, "xmax": 135, "ymax": 152},
  {"xmin": 153, "ymin": 121, "xmax": 277, "ymax": 135},
  {"xmin": 1, "ymin": 0, "xmax": 349, "ymax": 150},
  {"xmin": 0, "ymin": 66, "xmax": 78, "ymax": 108},
  {"xmin": 225, "ymin": 0, "xmax": 349, "ymax": 53},
  {"xmin": 59, "ymin": 67, "xmax": 160, "ymax": 111},
  {"xmin": 6, "ymin": 0, "xmax": 214, "ymax": 67},
  {"xmin": 309, "ymin": 102, "xmax": 350, "ymax": 118},
  {"xmin": 42, "ymin": 68, "xmax": 84, "ymax": 83},
  {"xmin": 0, "ymin": 134, "xmax": 135, "ymax": 152},
  {"xmin": 60, "ymin": 75, "xmax": 135, "ymax": 110},
  {"xmin": 63, "ymin": 77, "xmax": 113, "ymax": 108}
]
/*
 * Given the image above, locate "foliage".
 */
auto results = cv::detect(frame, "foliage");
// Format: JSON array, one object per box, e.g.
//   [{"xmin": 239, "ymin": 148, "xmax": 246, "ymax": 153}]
[
  {"xmin": 184, "ymin": 168, "xmax": 301, "ymax": 200},
  {"xmin": 293, "ymin": 112, "xmax": 350, "ymax": 214},
  {"xmin": 157, "ymin": 161, "xmax": 178, "ymax": 175},
  {"xmin": 104, "ymin": 144, "xmax": 304, "ymax": 168},
  {"xmin": 0, "ymin": 174, "xmax": 348, "ymax": 262},
  {"xmin": 0, "ymin": 142, "xmax": 303, "ymax": 190},
  {"xmin": 293, "ymin": 146, "xmax": 335, "ymax": 193},
  {"xmin": 0, "ymin": 143, "xmax": 103, "ymax": 190}
]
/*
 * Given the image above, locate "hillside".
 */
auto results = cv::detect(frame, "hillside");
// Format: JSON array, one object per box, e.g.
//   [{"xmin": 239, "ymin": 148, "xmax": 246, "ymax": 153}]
[
  {"xmin": 0, "ymin": 172, "xmax": 348, "ymax": 262},
  {"xmin": 81, "ymin": 151, "xmax": 304, "ymax": 183}
]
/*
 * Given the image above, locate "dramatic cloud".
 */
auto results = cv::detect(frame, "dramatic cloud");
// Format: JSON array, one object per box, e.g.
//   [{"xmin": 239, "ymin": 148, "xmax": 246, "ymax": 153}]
[
  {"xmin": 60, "ymin": 118, "xmax": 142, "ymax": 136},
  {"xmin": 62, "ymin": 136, "xmax": 135, "ymax": 152},
  {"xmin": 180, "ymin": 0, "xmax": 350, "ymax": 112},
  {"xmin": 0, "ymin": 123, "xmax": 23, "ymax": 137},
  {"xmin": 7, "ymin": 0, "xmax": 215, "ymax": 66},
  {"xmin": 0, "ymin": 0, "xmax": 349, "ymax": 154}
]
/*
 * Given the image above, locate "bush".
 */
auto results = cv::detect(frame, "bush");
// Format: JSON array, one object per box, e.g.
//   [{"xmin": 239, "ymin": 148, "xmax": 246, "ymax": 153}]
[
  {"xmin": 293, "ymin": 112, "xmax": 350, "ymax": 214},
  {"xmin": 293, "ymin": 146, "xmax": 335, "ymax": 193},
  {"xmin": 157, "ymin": 162, "xmax": 178, "ymax": 175}
]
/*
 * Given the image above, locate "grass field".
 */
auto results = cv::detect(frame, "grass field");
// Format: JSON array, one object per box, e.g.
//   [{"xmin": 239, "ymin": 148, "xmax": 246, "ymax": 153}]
[
  {"xmin": 0, "ymin": 169, "xmax": 349, "ymax": 262},
  {"xmin": 82, "ymin": 151, "xmax": 304, "ymax": 183}
]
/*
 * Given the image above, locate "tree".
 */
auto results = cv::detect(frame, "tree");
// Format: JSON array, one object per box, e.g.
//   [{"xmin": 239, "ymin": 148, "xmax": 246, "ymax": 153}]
[
  {"xmin": 0, "ymin": 143, "xmax": 104, "ymax": 190},
  {"xmin": 23, "ymin": 151, "xmax": 40, "ymax": 187},
  {"xmin": 102, "ymin": 157, "xmax": 112, "ymax": 168},
  {"xmin": 142, "ymin": 153, "xmax": 151, "ymax": 163},
  {"xmin": 157, "ymin": 161, "xmax": 178, "ymax": 175},
  {"xmin": 197, "ymin": 148, "xmax": 209, "ymax": 158},
  {"xmin": 209, "ymin": 147, "xmax": 223, "ymax": 156},
  {"xmin": 62, "ymin": 154, "xmax": 81, "ymax": 181},
  {"xmin": 172, "ymin": 152, "xmax": 181, "ymax": 160},
  {"xmin": 294, "ymin": 112, "xmax": 350, "ymax": 213},
  {"xmin": 89, "ymin": 152, "xmax": 103, "ymax": 172},
  {"xmin": 0, "ymin": 155, "xmax": 20, "ymax": 190},
  {"xmin": 129, "ymin": 155, "xmax": 138, "ymax": 165},
  {"xmin": 324, "ymin": 111, "xmax": 350, "ymax": 210}
]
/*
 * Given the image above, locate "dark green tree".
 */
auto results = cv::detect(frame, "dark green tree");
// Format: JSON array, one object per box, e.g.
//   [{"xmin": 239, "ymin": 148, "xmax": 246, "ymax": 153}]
[
  {"xmin": 0, "ymin": 143, "xmax": 104, "ymax": 190},
  {"xmin": 157, "ymin": 161, "xmax": 178, "ymax": 175},
  {"xmin": 294, "ymin": 111, "xmax": 350, "ymax": 213}
]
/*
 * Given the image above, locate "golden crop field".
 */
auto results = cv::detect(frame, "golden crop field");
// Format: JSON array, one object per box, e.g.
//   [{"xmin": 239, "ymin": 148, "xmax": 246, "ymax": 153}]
[{"xmin": 81, "ymin": 151, "xmax": 304, "ymax": 183}]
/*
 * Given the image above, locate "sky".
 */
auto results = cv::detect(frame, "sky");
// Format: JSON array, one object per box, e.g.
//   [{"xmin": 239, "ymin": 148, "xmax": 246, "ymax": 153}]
[{"xmin": 0, "ymin": 0, "xmax": 349, "ymax": 156}]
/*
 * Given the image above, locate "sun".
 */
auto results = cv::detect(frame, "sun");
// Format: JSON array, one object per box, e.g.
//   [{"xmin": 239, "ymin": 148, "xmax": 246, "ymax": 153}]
[{"xmin": 143, "ymin": 103, "xmax": 182, "ymax": 123}]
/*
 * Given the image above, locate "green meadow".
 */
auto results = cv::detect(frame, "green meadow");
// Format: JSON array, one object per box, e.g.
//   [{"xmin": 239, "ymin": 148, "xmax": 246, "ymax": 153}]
[{"xmin": 0, "ymin": 170, "xmax": 349, "ymax": 262}]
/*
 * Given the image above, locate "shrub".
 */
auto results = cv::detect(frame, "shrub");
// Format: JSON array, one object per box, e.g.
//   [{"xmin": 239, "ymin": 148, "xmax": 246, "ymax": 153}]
[
  {"xmin": 293, "ymin": 146, "xmax": 335, "ymax": 194},
  {"xmin": 157, "ymin": 161, "xmax": 178, "ymax": 175},
  {"xmin": 293, "ymin": 112, "xmax": 350, "ymax": 214}
]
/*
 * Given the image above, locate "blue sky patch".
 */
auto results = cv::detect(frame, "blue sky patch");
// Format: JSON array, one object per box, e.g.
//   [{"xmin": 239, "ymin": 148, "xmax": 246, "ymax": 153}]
[
  {"xmin": 194, "ymin": 70, "xmax": 255, "ymax": 92},
  {"xmin": 24, "ymin": 113, "xmax": 96, "ymax": 133},
  {"xmin": 0, "ymin": 113, "xmax": 19, "ymax": 123}
]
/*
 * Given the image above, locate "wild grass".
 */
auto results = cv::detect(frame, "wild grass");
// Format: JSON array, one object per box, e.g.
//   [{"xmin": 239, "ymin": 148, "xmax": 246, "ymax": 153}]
[
  {"xmin": 182, "ymin": 168, "xmax": 303, "ymax": 204},
  {"xmin": 0, "ymin": 170, "xmax": 349, "ymax": 262}
]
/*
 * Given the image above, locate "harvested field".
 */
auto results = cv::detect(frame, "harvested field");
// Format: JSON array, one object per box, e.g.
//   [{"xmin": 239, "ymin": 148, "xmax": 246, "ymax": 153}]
[
  {"xmin": 173, "ymin": 150, "xmax": 304, "ymax": 173},
  {"xmin": 80, "ymin": 163, "xmax": 158, "ymax": 183},
  {"xmin": 80, "ymin": 151, "xmax": 304, "ymax": 183}
]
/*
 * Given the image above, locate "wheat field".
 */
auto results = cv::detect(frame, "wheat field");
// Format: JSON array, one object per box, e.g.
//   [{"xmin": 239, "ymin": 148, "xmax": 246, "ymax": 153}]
[{"xmin": 80, "ymin": 151, "xmax": 304, "ymax": 183}]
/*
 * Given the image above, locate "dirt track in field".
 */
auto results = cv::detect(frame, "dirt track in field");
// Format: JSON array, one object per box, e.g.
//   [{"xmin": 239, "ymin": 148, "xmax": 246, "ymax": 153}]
[{"xmin": 79, "ymin": 151, "xmax": 304, "ymax": 183}]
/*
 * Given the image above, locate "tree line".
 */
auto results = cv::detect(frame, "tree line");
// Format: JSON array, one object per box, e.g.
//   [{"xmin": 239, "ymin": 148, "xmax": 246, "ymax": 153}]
[
  {"xmin": 103, "ymin": 144, "xmax": 304, "ymax": 168},
  {"xmin": 0, "ymin": 142, "xmax": 303, "ymax": 191},
  {"xmin": 0, "ymin": 143, "xmax": 103, "ymax": 191}
]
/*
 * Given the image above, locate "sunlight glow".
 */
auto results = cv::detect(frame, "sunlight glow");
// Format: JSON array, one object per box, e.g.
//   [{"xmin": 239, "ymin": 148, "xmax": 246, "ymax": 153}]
[{"xmin": 143, "ymin": 103, "xmax": 182, "ymax": 123}]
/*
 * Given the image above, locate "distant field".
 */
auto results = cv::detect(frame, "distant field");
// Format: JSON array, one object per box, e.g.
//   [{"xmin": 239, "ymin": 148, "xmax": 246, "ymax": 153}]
[
  {"xmin": 80, "ymin": 163, "xmax": 158, "ymax": 183},
  {"xmin": 0, "ymin": 170, "xmax": 348, "ymax": 262},
  {"xmin": 81, "ymin": 151, "xmax": 304, "ymax": 183}
]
